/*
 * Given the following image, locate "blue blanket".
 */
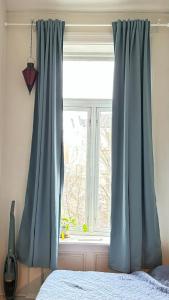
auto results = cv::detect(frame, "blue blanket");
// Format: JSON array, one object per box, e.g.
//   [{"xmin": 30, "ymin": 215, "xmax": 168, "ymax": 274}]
[{"xmin": 36, "ymin": 270, "xmax": 169, "ymax": 299}]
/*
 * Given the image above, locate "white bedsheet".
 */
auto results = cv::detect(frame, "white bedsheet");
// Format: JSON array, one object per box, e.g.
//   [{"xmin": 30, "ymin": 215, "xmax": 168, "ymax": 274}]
[{"xmin": 36, "ymin": 270, "xmax": 169, "ymax": 300}]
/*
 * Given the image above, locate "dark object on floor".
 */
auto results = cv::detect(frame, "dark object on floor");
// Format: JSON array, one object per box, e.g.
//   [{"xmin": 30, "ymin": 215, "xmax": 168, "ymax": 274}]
[
  {"xmin": 149, "ymin": 265, "xmax": 169, "ymax": 287},
  {"xmin": 22, "ymin": 62, "xmax": 38, "ymax": 94},
  {"xmin": 3, "ymin": 201, "xmax": 18, "ymax": 300}
]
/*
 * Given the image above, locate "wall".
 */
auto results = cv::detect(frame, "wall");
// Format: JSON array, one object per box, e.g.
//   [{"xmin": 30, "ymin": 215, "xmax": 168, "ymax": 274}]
[
  {"xmin": 1, "ymin": 10, "xmax": 169, "ymax": 297},
  {"xmin": 0, "ymin": 0, "xmax": 6, "ymax": 159},
  {"xmin": 0, "ymin": 0, "xmax": 6, "ymax": 295},
  {"xmin": 151, "ymin": 28, "xmax": 169, "ymax": 262},
  {"xmin": 0, "ymin": 0, "xmax": 6, "ymax": 206}
]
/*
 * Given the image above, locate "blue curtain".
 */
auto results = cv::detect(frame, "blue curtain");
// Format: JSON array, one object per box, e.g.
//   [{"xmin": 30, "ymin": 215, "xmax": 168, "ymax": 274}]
[
  {"xmin": 109, "ymin": 20, "xmax": 162, "ymax": 273},
  {"xmin": 17, "ymin": 20, "xmax": 65, "ymax": 269}
]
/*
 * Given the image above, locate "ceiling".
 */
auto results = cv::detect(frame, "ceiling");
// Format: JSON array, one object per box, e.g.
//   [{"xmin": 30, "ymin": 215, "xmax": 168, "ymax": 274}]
[{"xmin": 6, "ymin": 0, "xmax": 169, "ymax": 12}]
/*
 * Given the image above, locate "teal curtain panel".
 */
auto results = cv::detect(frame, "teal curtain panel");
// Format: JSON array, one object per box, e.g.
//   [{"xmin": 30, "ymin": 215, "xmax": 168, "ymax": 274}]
[
  {"xmin": 109, "ymin": 20, "xmax": 162, "ymax": 273},
  {"xmin": 17, "ymin": 19, "xmax": 65, "ymax": 269}
]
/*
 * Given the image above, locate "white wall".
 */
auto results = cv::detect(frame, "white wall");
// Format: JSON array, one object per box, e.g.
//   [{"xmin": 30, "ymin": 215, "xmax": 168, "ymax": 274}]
[
  {"xmin": 0, "ymin": 0, "xmax": 6, "ymax": 295},
  {"xmin": 151, "ymin": 28, "xmax": 169, "ymax": 262},
  {"xmin": 0, "ymin": 0, "xmax": 6, "ymax": 197},
  {"xmin": 1, "ymin": 10, "xmax": 169, "ymax": 297}
]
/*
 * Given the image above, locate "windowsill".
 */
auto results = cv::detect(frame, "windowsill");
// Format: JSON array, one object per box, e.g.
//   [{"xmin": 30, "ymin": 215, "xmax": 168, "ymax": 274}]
[{"xmin": 59, "ymin": 235, "xmax": 110, "ymax": 246}]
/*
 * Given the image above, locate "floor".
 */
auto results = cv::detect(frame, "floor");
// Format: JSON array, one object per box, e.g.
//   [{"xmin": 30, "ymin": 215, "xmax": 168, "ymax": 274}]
[{"xmin": 0, "ymin": 297, "xmax": 34, "ymax": 300}]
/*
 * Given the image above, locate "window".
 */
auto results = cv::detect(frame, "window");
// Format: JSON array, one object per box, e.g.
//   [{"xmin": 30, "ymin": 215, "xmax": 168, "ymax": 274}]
[
  {"xmin": 63, "ymin": 60, "xmax": 113, "ymax": 99},
  {"xmin": 62, "ymin": 60, "xmax": 113, "ymax": 235},
  {"xmin": 95, "ymin": 109, "xmax": 112, "ymax": 231},
  {"xmin": 62, "ymin": 109, "xmax": 88, "ymax": 226}
]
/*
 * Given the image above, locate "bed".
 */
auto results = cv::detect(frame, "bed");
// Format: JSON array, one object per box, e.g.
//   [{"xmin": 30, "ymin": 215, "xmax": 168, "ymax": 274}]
[{"xmin": 36, "ymin": 267, "xmax": 169, "ymax": 300}]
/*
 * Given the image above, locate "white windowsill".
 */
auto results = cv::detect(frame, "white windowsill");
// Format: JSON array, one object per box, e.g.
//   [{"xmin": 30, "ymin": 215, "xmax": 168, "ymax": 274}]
[{"xmin": 59, "ymin": 235, "xmax": 110, "ymax": 246}]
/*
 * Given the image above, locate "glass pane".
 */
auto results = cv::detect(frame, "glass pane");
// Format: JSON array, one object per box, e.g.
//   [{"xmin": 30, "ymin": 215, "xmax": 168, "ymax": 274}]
[
  {"xmin": 63, "ymin": 61, "xmax": 113, "ymax": 99},
  {"xmin": 62, "ymin": 110, "xmax": 88, "ymax": 226},
  {"xmin": 95, "ymin": 111, "xmax": 111, "ymax": 231}
]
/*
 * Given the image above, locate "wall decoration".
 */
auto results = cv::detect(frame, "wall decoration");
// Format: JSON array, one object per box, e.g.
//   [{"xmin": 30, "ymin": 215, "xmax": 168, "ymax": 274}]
[{"xmin": 22, "ymin": 20, "xmax": 38, "ymax": 94}]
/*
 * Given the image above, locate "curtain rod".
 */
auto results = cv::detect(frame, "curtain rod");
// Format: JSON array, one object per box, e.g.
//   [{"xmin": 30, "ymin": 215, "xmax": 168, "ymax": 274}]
[{"xmin": 4, "ymin": 22, "xmax": 169, "ymax": 27}]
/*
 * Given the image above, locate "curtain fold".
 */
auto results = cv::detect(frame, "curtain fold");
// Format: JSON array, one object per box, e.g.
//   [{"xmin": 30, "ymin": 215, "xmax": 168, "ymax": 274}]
[
  {"xmin": 17, "ymin": 19, "xmax": 65, "ymax": 269},
  {"xmin": 109, "ymin": 19, "xmax": 162, "ymax": 273}
]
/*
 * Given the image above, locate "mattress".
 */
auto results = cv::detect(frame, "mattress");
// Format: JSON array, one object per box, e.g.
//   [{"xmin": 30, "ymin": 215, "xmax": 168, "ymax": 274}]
[{"xmin": 36, "ymin": 270, "xmax": 169, "ymax": 299}]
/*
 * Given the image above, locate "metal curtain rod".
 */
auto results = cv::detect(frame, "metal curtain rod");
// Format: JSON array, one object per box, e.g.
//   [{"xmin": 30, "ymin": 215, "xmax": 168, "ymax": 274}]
[{"xmin": 4, "ymin": 22, "xmax": 169, "ymax": 27}]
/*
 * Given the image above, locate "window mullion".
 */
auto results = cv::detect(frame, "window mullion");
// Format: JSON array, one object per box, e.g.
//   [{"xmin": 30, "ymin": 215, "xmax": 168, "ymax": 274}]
[
  {"xmin": 87, "ymin": 107, "xmax": 99, "ymax": 233},
  {"xmin": 93, "ymin": 108, "xmax": 100, "ymax": 232},
  {"xmin": 85, "ymin": 108, "xmax": 92, "ymax": 232},
  {"xmin": 85, "ymin": 107, "xmax": 95, "ymax": 233}
]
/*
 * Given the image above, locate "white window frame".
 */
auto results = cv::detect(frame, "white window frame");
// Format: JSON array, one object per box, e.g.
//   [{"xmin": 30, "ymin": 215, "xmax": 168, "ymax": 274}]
[
  {"xmin": 63, "ymin": 99, "xmax": 112, "ymax": 236},
  {"xmin": 93, "ymin": 107, "xmax": 112, "ymax": 234}
]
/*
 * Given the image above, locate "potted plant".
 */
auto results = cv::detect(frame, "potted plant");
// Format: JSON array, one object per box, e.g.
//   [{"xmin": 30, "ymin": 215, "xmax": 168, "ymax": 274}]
[
  {"xmin": 60, "ymin": 217, "xmax": 77, "ymax": 239},
  {"xmin": 60, "ymin": 217, "xmax": 88, "ymax": 239}
]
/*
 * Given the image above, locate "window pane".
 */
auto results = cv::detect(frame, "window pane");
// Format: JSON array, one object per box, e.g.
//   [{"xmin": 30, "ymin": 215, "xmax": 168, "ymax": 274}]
[
  {"xmin": 95, "ymin": 111, "xmax": 111, "ymax": 231},
  {"xmin": 63, "ymin": 61, "xmax": 113, "ymax": 99},
  {"xmin": 62, "ymin": 110, "xmax": 88, "ymax": 226}
]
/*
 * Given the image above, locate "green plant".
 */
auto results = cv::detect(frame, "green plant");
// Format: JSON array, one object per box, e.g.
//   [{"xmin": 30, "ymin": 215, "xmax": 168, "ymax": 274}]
[
  {"xmin": 82, "ymin": 223, "xmax": 88, "ymax": 232},
  {"xmin": 61, "ymin": 217, "xmax": 88, "ymax": 238},
  {"xmin": 61, "ymin": 217, "xmax": 77, "ymax": 231}
]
